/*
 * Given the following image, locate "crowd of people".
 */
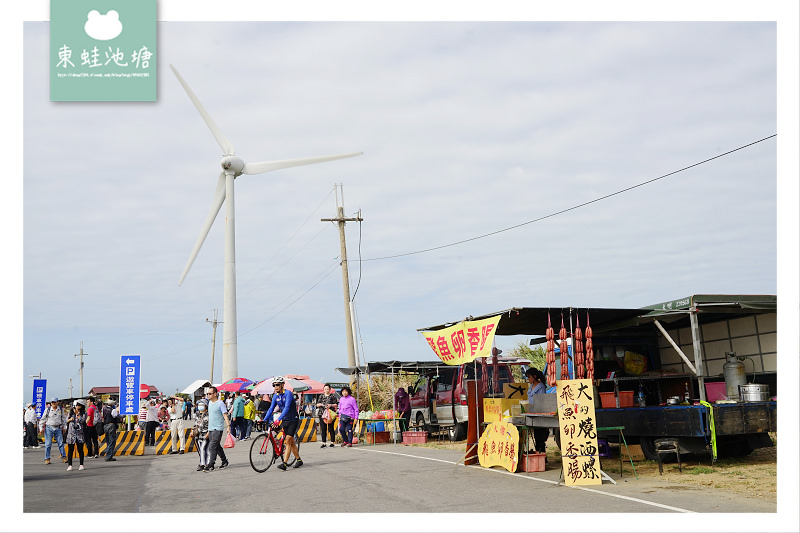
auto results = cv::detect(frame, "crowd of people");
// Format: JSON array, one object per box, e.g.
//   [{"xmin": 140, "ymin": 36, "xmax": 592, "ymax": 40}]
[
  {"xmin": 25, "ymin": 396, "xmax": 126, "ymax": 470},
  {"xmin": 24, "ymin": 381, "xmax": 412, "ymax": 474}
]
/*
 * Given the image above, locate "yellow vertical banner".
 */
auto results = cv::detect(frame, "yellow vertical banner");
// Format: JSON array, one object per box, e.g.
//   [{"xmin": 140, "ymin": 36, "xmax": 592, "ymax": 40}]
[
  {"xmin": 421, "ymin": 314, "xmax": 502, "ymax": 365},
  {"xmin": 556, "ymin": 379, "xmax": 602, "ymax": 486},
  {"xmin": 477, "ymin": 421, "xmax": 519, "ymax": 473}
]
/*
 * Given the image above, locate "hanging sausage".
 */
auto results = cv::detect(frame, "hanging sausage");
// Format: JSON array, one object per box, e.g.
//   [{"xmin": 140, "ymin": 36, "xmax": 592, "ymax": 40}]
[
  {"xmin": 546, "ymin": 312, "xmax": 556, "ymax": 387},
  {"xmin": 574, "ymin": 314, "xmax": 585, "ymax": 379},
  {"xmin": 585, "ymin": 311, "xmax": 594, "ymax": 381}
]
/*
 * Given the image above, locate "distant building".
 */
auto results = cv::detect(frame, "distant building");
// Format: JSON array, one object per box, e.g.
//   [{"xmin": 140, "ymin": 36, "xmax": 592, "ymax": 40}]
[{"xmin": 88, "ymin": 384, "xmax": 160, "ymax": 400}]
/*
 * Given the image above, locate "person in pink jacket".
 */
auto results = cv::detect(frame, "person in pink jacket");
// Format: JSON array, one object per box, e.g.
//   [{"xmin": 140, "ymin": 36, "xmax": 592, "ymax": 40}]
[{"xmin": 337, "ymin": 386, "xmax": 359, "ymax": 447}]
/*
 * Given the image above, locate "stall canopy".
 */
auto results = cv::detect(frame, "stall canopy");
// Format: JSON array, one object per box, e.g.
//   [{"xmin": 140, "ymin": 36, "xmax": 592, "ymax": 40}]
[
  {"xmin": 637, "ymin": 294, "xmax": 777, "ymax": 326},
  {"xmin": 180, "ymin": 379, "xmax": 211, "ymax": 396},
  {"xmin": 418, "ymin": 306, "xmax": 650, "ymax": 337}
]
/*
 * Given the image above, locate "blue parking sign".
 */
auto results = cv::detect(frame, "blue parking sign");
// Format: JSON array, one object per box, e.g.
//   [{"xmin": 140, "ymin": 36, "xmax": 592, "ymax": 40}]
[
  {"xmin": 119, "ymin": 355, "xmax": 141, "ymax": 416},
  {"xmin": 33, "ymin": 379, "xmax": 47, "ymax": 418}
]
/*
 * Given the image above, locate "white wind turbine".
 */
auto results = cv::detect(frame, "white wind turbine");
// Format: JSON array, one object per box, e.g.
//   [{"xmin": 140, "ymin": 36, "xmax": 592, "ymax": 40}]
[{"xmin": 171, "ymin": 65, "xmax": 362, "ymax": 382}]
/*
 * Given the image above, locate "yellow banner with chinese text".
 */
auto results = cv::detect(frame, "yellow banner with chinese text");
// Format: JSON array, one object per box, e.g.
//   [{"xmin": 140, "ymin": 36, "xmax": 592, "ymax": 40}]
[
  {"xmin": 478, "ymin": 421, "xmax": 519, "ymax": 473},
  {"xmin": 421, "ymin": 315, "xmax": 502, "ymax": 365},
  {"xmin": 556, "ymin": 379, "xmax": 602, "ymax": 486}
]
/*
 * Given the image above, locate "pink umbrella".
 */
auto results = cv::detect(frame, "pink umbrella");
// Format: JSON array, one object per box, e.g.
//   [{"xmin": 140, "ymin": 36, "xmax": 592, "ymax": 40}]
[
  {"xmin": 251, "ymin": 377, "xmax": 310, "ymax": 395},
  {"xmin": 217, "ymin": 377, "xmax": 254, "ymax": 392}
]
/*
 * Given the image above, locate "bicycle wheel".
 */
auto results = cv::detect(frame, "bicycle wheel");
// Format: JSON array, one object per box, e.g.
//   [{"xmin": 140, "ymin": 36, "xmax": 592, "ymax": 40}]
[
  {"xmin": 249, "ymin": 433, "xmax": 277, "ymax": 473},
  {"xmin": 276, "ymin": 437, "xmax": 300, "ymax": 466}
]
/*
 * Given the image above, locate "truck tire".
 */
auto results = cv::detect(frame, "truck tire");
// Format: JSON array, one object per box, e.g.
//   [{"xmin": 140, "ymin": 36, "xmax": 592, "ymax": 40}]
[
  {"xmin": 416, "ymin": 413, "xmax": 429, "ymax": 435},
  {"xmin": 448, "ymin": 422, "xmax": 467, "ymax": 442}
]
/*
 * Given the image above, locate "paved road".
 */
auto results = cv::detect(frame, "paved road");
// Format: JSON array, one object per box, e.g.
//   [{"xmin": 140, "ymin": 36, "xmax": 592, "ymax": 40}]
[{"xmin": 23, "ymin": 440, "xmax": 776, "ymax": 515}]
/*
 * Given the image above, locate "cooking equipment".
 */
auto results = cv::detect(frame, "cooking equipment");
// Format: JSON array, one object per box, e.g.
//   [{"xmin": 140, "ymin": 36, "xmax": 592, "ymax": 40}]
[{"xmin": 739, "ymin": 383, "xmax": 770, "ymax": 402}]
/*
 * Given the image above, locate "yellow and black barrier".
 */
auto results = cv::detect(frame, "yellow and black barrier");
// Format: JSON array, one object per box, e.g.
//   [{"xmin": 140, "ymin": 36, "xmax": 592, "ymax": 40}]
[
  {"xmin": 297, "ymin": 418, "xmax": 317, "ymax": 443},
  {"xmin": 92, "ymin": 431, "xmax": 144, "ymax": 456},
  {"xmin": 153, "ymin": 428, "xmax": 199, "ymax": 454}
]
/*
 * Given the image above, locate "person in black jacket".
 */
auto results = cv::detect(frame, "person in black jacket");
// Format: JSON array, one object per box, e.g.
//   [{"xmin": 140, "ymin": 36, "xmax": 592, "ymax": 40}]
[{"xmin": 102, "ymin": 398, "xmax": 121, "ymax": 461}]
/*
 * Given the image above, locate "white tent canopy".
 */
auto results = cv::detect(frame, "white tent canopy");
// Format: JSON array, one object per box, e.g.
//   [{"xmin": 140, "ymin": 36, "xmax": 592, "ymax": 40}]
[{"xmin": 181, "ymin": 379, "xmax": 211, "ymax": 396}]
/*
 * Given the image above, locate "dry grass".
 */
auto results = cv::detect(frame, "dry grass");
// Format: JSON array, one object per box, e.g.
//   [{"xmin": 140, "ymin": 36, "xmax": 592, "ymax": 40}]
[
  {"xmin": 351, "ymin": 374, "xmax": 417, "ymax": 412},
  {"xmin": 409, "ymin": 432, "xmax": 777, "ymax": 503}
]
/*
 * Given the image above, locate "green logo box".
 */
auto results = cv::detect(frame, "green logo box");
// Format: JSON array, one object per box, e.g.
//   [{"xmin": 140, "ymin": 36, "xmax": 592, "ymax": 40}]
[{"xmin": 50, "ymin": 0, "xmax": 156, "ymax": 101}]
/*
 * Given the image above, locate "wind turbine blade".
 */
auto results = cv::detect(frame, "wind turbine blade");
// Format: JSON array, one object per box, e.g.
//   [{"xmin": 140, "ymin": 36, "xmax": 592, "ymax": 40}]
[
  {"xmin": 242, "ymin": 152, "xmax": 363, "ymax": 175},
  {"xmin": 179, "ymin": 172, "xmax": 227, "ymax": 285},
  {"xmin": 170, "ymin": 65, "xmax": 236, "ymax": 156}
]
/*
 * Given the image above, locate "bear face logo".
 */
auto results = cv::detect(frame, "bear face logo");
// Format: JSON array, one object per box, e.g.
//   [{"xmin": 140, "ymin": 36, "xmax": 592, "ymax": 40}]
[{"xmin": 84, "ymin": 10, "xmax": 123, "ymax": 41}]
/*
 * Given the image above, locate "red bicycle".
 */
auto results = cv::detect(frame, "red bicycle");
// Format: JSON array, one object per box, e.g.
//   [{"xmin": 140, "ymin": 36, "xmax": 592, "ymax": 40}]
[{"xmin": 249, "ymin": 424, "xmax": 299, "ymax": 472}]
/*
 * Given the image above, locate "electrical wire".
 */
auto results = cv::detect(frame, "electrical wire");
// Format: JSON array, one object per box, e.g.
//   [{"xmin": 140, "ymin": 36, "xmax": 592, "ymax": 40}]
[
  {"xmin": 238, "ymin": 257, "xmax": 342, "ymax": 336},
  {"xmin": 360, "ymin": 134, "xmax": 777, "ymax": 262}
]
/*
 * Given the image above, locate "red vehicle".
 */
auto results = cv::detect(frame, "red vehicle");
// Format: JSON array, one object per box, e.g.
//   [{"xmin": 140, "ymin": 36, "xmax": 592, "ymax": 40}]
[{"xmin": 406, "ymin": 356, "xmax": 529, "ymax": 441}]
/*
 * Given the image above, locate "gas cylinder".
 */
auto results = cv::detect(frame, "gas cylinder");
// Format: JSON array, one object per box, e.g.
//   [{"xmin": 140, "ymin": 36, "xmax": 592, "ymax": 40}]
[{"xmin": 723, "ymin": 352, "xmax": 746, "ymax": 401}]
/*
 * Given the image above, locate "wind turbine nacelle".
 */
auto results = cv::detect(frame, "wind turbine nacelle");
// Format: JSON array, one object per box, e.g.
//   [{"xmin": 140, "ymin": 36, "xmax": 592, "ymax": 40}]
[{"xmin": 221, "ymin": 156, "xmax": 245, "ymax": 175}]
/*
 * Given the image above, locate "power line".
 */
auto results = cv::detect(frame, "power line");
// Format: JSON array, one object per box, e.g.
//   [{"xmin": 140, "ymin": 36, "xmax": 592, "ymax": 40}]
[{"xmin": 360, "ymin": 134, "xmax": 777, "ymax": 262}]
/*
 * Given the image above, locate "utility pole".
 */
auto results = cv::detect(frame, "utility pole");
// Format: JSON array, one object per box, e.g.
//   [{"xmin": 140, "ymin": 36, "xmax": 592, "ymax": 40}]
[
  {"xmin": 74, "ymin": 342, "xmax": 87, "ymax": 397},
  {"xmin": 68, "ymin": 378, "xmax": 73, "ymax": 398},
  {"xmin": 206, "ymin": 310, "xmax": 221, "ymax": 384},
  {"xmin": 321, "ymin": 184, "xmax": 362, "ymax": 371}
]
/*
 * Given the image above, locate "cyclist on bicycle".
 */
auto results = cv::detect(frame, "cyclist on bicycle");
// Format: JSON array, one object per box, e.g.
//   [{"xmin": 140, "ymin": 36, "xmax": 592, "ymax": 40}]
[{"xmin": 263, "ymin": 376, "xmax": 303, "ymax": 470}]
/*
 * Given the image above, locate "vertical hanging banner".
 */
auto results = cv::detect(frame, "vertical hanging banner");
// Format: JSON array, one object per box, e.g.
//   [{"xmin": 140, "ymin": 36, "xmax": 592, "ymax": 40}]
[
  {"xmin": 421, "ymin": 315, "xmax": 502, "ymax": 365},
  {"xmin": 119, "ymin": 355, "xmax": 141, "ymax": 416},
  {"xmin": 556, "ymin": 379, "xmax": 601, "ymax": 486},
  {"xmin": 33, "ymin": 379, "xmax": 47, "ymax": 418}
]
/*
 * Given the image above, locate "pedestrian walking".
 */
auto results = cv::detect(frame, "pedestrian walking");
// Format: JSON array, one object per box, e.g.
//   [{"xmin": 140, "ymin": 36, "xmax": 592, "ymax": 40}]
[
  {"xmin": 193, "ymin": 398, "xmax": 210, "ymax": 471},
  {"xmin": 179, "ymin": 396, "xmax": 193, "ymax": 451},
  {"xmin": 24, "ymin": 402, "xmax": 39, "ymax": 449},
  {"xmin": 231, "ymin": 391, "xmax": 246, "ymax": 441},
  {"xmin": 203, "ymin": 386, "xmax": 230, "ymax": 472},
  {"xmin": 337, "ymin": 386, "xmax": 359, "ymax": 447},
  {"xmin": 39, "ymin": 397, "xmax": 67, "ymax": 464},
  {"xmin": 65, "ymin": 400, "xmax": 87, "ymax": 471},
  {"xmin": 243, "ymin": 395, "xmax": 255, "ymax": 440},
  {"xmin": 84, "ymin": 396, "xmax": 100, "ymax": 458},
  {"xmin": 316, "ymin": 384, "xmax": 339, "ymax": 448},
  {"xmin": 102, "ymin": 398, "xmax": 121, "ymax": 461}
]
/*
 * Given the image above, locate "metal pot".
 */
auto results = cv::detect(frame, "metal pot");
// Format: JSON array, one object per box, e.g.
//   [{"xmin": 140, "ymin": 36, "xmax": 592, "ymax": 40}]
[
  {"xmin": 666, "ymin": 396, "xmax": 680, "ymax": 405},
  {"xmin": 739, "ymin": 383, "xmax": 770, "ymax": 402}
]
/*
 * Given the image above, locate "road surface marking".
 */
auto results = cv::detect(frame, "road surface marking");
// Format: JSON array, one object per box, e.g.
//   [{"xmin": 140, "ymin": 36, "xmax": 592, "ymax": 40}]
[{"xmin": 358, "ymin": 447, "xmax": 694, "ymax": 513}]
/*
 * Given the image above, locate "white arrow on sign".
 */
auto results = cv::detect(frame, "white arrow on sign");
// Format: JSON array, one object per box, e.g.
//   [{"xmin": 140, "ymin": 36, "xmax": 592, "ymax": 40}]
[{"xmin": 126, "ymin": 358, "xmax": 135, "ymax": 365}]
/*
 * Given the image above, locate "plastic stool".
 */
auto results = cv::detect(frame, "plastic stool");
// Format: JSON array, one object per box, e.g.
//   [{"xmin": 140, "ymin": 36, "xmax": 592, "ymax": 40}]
[
  {"xmin": 597, "ymin": 438, "xmax": 611, "ymax": 458},
  {"xmin": 655, "ymin": 438, "xmax": 682, "ymax": 475}
]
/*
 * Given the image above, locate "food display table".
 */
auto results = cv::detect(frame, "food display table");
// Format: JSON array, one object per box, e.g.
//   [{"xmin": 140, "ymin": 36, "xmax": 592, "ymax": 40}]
[{"xmin": 356, "ymin": 418, "xmax": 404, "ymax": 445}]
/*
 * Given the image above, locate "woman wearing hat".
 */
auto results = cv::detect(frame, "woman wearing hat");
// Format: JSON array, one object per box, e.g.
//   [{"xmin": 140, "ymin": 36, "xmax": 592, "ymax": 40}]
[{"xmin": 65, "ymin": 401, "xmax": 87, "ymax": 471}]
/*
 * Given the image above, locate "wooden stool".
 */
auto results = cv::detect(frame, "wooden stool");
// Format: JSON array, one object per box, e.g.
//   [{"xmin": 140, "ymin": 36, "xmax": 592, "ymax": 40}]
[{"xmin": 655, "ymin": 438, "xmax": 682, "ymax": 474}]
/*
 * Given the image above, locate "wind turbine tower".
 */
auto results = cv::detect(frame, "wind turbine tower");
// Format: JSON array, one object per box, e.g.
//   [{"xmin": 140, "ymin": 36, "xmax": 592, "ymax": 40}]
[{"xmin": 172, "ymin": 65, "xmax": 362, "ymax": 382}]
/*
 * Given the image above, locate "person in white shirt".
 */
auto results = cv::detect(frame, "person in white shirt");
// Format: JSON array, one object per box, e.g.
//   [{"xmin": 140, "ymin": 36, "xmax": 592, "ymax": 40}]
[
  {"xmin": 144, "ymin": 399, "xmax": 159, "ymax": 446},
  {"xmin": 24, "ymin": 403, "xmax": 39, "ymax": 448},
  {"xmin": 168, "ymin": 398, "xmax": 182, "ymax": 454}
]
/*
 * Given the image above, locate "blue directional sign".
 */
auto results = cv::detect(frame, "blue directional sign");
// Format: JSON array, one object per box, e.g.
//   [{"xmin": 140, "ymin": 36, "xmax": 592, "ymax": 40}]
[
  {"xmin": 119, "ymin": 355, "xmax": 141, "ymax": 416},
  {"xmin": 33, "ymin": 379, "xmax": 47, "ymax": 418}
]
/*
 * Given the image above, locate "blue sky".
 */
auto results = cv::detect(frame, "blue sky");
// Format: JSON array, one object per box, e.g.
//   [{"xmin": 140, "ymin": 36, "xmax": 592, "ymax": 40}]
[{"xmin": 10, "ymin": 1, "xmax": 800, "ymax": 531}]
